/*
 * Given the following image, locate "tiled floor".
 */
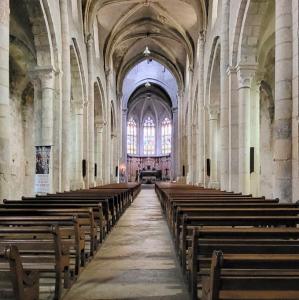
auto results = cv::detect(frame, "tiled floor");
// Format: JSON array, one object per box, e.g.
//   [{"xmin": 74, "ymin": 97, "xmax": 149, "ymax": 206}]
[{"xmin": 63, "ymin": 187, "xmax": 190, "ymax": 300}]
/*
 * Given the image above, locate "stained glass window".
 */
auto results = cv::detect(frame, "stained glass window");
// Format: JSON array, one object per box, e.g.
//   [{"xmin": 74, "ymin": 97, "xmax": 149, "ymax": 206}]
[
  {"xmin": 162, "ymin": 117, "xmax": 172, "ymax": 154},
  {"xmin": 143, "ymin": 117, "xmax": 155, "ymax": 155},
  {"xmin": 127, "ymin": 118, "xmax": 137, "ymax": 155}
]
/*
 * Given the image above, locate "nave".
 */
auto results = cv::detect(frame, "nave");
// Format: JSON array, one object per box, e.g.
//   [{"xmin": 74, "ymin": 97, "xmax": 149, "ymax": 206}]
[
  {"xmin": 2, "ymin": 182, "xmax": 299, "ymax": 300},
  {"xmin": 63, "ymin": 187, "xmax": 189, "ymax": 300}
]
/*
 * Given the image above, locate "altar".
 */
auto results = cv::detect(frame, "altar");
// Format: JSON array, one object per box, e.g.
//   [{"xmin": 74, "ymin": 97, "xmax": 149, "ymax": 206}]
[
  {"xmin": 139, "ymin": 169, "xmax": 162, "ymax": 183},
  {"xmin": 127, "ymin": 155, "xmax": 171, "ymax": 182}
]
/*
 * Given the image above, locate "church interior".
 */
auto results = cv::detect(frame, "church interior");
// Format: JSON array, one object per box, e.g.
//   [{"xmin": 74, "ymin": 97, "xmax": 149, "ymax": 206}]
[{"xmin": 1, "ymin": 0, "xmax": 299, "ymax": 299}]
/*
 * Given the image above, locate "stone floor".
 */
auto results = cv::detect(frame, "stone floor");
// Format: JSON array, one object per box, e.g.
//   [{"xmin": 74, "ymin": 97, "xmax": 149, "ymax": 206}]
[{"xmin": 63, "ymin": 186, "xmax": 190, "ymax": 300}]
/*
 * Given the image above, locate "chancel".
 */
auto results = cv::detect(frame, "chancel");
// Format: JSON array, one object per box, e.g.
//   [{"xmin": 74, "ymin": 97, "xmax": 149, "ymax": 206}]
[{"xmin": 1, "ymin": 0, "xmax": 299, "ymax": 299}]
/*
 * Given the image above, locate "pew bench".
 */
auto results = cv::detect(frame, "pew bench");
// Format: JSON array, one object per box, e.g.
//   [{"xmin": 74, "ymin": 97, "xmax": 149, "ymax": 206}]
[
  {"xmin": 188, "ymin": 227, "xmax": 299, "ymax": 299},
  {"xmin": 0, "ymin": 245, "xmax": 39, "ymax": 300},
  {"xmin": 202, "ymin": 251, "xmax": 299, "ymax": 300},
  {"xmin": 0, "ymin": 226, "xmax": 70, "ymax": 300}
]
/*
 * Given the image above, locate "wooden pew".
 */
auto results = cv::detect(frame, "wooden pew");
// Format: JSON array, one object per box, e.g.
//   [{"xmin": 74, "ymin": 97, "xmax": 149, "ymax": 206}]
[
  {"xmin": 189, "ymin": 227, "xmax": 299, "ymax": 299},
  {"xmin": 3, "ymin": 201, "xmax": 106, "ymax": 242},
  {"xmin": 0, "ymin": 208, "xmax": 93, "ymax": 270},
  {"xmin": 169, "ymin": 202, "xmax": 298, "ymax": 233},
  {"xmin": 22, "ymin": 196, "xmax": 116, "ymax": 228},
  {"xmin": 0, "ymin": 225, "xmax": 70, "ymax": 300},
  {"xmin": 176, "ymin": 207, "xmax": 299, "ymax": 254},
  {"xmin": 203, "ymin": 251, "xmax": 299, "ymax": 300},
  {"xmin": 0, "ymin": 245, "xmax": 39, "ymax": 300},
  {"xmin": 180, "ymin": 214, "xmax": 299, "ymax": 273}
]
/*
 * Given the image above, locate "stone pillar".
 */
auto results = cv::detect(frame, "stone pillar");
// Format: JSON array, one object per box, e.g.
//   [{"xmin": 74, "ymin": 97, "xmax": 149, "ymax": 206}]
[
  {"xmin": 196, "ymin": 32, "xmax": 205, "ymax": 186},
  {"xmin": 0, "ymin": 0, "xmax": 10, "ymax": 200},
  {"xmin": 87, "ymin": 35, "xmax": 95, "ymax": 187},
  {"xmin": 74, "ymin": 101, "xmax": 84, "ymax": 188},
  {"xmin": 83, "ymin": 98, "xmax": 89, "ymax": 187},
  {"xmin": 220, "ymin": 0, "xmax": 230, "ymax": 191},
  {"xmin": 177, "ymin": 90, "xmax": 184, "ymax": 181},
  {"xmin": 95, "ymin": 122, "xmax": 104, "ymax": 186},
  {"xmin": 40, "ymin": 70, "xmax": 55, "ymax": 147},
  {"xmin": 110, "ymin": 133, "xmax": 116, "ymax": 182},
  {"xmin": 31, "ymin": 67, "xmax": 55, "ymax": 193},
  {"xmin": 274, "ymin": 0, "xmax": 293, "ymax": 202},
  {"xmin": 60, "ymin": 0, "xmax": 71, "ymax": 191},
  {"xmin": 121, "ymin": 108, "xmax": 127, "ymax": 179},
  {"xmin": 121, "ymin": 107, "xmax": 127, "ymax": 157},
  {"xmin": 227, "ymin": 66, "xmax": 239, "ymax": 192},
  {"xmin": 208, "ymin": 105, "xmax": 219, "ymax": 188},
  {"xmin": 292, "ymin": 0, "xmax": 299, "ymax": 200},
  {"xmin": 237, "ymin": 65, "xmax": 256, "ymax": 195},
  {"xmin": 172, "ymin": 107, "xmax": 178, "ymax": 180}
]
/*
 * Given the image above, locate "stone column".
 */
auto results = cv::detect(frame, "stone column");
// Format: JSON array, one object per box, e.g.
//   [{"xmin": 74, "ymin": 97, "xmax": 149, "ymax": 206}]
[
  {"xmin": 60, "ymin": 0, "xmax": 71, "ymax": 191},
  {"xmin": 227, "ymin": 66, "xmax": 239, "ymax": 192},
  {"xmin": 74, "ymin": 101, "xmax": 84, "ymax": 188},
  {"xmin": 237, "ymin": 65, "xmax": 256, "ymax": 195},
  {"xmin": 110, "ymin": 133, "xmax": 116, "ymax": 182},
  {"xmin": 220, "ymin": 0, "xmax": 230, "ymax": 191},
  {"xmin": 95, "ymin": 122, "xmax": 104, "ymax": 186},
  {"xmin": 121, "ymin": 108, "xmax": 127, "ymax": 177},
  {"xmin": 31, "ymin": 67, "xmax": 55, "ymax": 193},
  {"xmin": 196, "ymin": 32, "xmax": 205, "ymax": 186},
  {"xmin": 87, "ymin": 35, "xmax": 95, "ymax": 187},
  {"xmin": 177, "ymin": 90, "xmax": 184, "ymax": 181},
  {"xmin": 172, "ymin": 107, "xmax": 178, "ymax": 180},
  {"xmin": 192, "ymin": 121, "xmax": 198, "ymax": 183},
  {"xmin": 0, "ymin": 0, "xmax": 10, "ymax": 200},
  {"xmin": 292, "ymin": 0, "xmax": 299, "ymax": 200},
  {"xmin": 40, "ymin": 69, "xmax": 55, "ymax": 147},
  {"xmin": 83, "ymin": 98, "xmax": 89, "ymax": 187},
  {"xmin": 208, "ymin": 105, "xmax": 219, "ymax": 188},
  {"xmin": 274, "ymin": 0, "xmax": 293, "ymax": 202}
]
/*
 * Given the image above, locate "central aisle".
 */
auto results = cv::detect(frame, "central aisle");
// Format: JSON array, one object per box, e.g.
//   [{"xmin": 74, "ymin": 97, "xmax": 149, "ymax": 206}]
[{"xmin": 63, "ymin": 187, "xmax": 190, "ymax": 300}]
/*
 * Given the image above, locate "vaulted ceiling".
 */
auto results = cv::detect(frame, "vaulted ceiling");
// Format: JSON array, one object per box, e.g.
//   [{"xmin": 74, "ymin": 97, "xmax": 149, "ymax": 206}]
[{"xmin": 85, "ymin": 0, "xmax": 207, "ymax": 89}]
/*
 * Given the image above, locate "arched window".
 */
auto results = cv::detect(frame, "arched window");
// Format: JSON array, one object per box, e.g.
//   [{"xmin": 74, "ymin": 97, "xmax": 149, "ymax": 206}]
[
  {"xmin": 161, "ymin": 117, "xmax": 172, "ymax": 154},
  {"xmin": 143, "ymin": 117, "xmax": 155, "ymax": 155},
  {"xmin": 127, "ymin": 118, "xmax": 137, "ymax": 155}
]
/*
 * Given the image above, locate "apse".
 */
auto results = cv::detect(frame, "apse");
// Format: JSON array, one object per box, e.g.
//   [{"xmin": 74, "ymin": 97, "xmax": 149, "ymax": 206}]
[{"xmin": 121, "ymin": 59, "xmax": 178, "ymax": 183}]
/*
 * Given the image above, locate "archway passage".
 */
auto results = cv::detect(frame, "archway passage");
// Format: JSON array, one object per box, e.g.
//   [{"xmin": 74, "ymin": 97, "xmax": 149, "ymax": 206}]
[{"xmin": 121, "ymin": 59, "xmax": 178, "ymax": 184}]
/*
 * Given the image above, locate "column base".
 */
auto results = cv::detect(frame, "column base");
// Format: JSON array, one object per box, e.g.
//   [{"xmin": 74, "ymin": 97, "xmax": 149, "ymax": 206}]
[{"xmin": 209, "ymin": 181, "xmax": 220, "ymax": 189}]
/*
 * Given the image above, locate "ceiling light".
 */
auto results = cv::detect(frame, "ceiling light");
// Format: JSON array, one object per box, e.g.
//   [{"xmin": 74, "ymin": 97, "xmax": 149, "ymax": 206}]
[
  {"xmin": 145, "ymin": 81, "xmax": 151, "ymax": 88},
  {"xmin": 143, "ymin": 46, "xmax": 151, "ymax": 57}
]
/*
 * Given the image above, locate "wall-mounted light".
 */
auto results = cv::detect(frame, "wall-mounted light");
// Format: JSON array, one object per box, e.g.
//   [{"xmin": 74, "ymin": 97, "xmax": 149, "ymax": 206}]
[{"xmin": 145, "ymin": 81, "xmax": 151, "ymax": 88}]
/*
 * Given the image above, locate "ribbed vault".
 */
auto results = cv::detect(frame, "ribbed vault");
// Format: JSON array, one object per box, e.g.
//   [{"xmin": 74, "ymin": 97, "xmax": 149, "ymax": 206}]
[{"xmin": 84, "ymin": 0, "xmax": 207, "ymax": 91}]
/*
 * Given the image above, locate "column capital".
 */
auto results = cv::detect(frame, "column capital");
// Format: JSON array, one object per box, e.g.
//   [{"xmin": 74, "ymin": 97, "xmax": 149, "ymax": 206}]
[
  {"xmin": 95, "ymin": 122, "xmax": 105, "ymax": 132},
  {"xmin": 208, "ymin": 104, "xmax": 220, "ymax": 120},
  {"xmin": 29, "ymin": 65, "xmax": 57, "ymax": 80},
  {"xmin": 83, "ymin": 99, "xmax": 89, "ymax": 107},
  {"xmin": 226, "ymin": 65, "xmax": 237, "ymax": 76},
  {"xmin": 85, "ymin": 33, "xmax": 94, "ymax": 46},
  {"xmin": 117, "ymin": 92, "xmax": 123, "ymax": 100},
  {"xmin": 29, "ymin": 66, "xmax": 58, "ymax": 90},
  {"xmin": 198, "ymin": 30, "xmax": 206, "ymax": 43},
  {"xmin": 105, "ymin": 68, "xmax": 111, "ymax": 78},
  {"xmin": 72, "ymin": 100, "xmax": 84, "ymax": 113},
  {"xmin": 236, "ymin": 64, "xmax": 257, "ymax": 88}
]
